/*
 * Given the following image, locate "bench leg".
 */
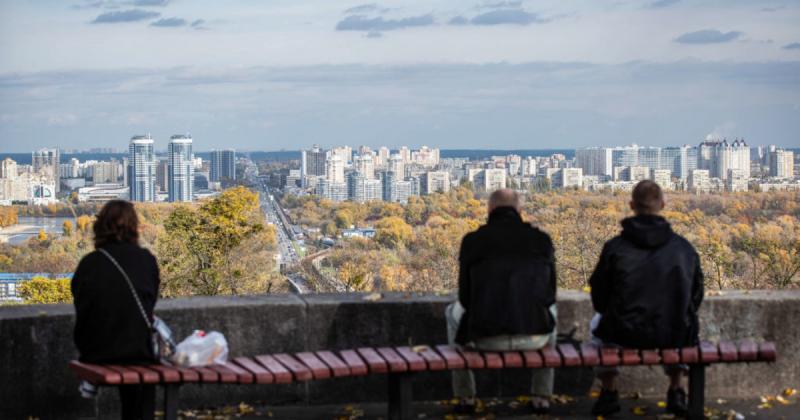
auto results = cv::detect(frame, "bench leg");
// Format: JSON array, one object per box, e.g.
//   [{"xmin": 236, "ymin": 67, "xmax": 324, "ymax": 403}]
[
  {"xmin": 388, "ymin": 372, "xmax": 413, "ymax": 420},
  {"xmin": 163, "ymin": 384, "xmax": 180, "ymax": 420},
  {"xmin": 688, "ymin": 364, "xmax": 705, "ymax": 420}
]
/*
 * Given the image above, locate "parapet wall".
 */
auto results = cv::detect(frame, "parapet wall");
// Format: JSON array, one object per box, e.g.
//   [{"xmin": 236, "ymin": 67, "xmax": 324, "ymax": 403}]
[{"xmin": 1, "ymin": 291, "xmax": 798, "ymax": 418}]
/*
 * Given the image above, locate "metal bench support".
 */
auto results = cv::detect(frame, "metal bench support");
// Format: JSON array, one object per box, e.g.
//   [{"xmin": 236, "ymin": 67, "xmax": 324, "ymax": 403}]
[
  {"xmin": 688, "ymin": 364, "xmax": 705, "ymax": 420},
  {"xmin": 163, "ymin": 384, "xmax": 180, "ymax": 420},
  {"xmin": 387, "ymin": 372, "xmax": 413, "ymax": 420}
]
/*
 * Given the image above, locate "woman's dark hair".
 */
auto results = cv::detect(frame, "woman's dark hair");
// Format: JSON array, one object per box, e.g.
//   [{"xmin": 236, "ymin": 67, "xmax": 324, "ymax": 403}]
[{"xmin": 93, "ymin": 200, "xmax": 139, "ymax": 249}]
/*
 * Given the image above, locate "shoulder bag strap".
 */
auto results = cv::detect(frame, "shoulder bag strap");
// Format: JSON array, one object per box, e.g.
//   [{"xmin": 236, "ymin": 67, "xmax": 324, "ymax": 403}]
[{"xmin": 97, "ymin": 248, "xmax": 153, "ymax": 331}]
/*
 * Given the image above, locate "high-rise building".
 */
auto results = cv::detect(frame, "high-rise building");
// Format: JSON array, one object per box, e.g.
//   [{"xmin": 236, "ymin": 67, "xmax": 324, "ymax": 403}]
[
  {"xmin": 575, "ymin": 147, "xmax": 613, "ymax": 177},
  {"xmin": 325, "ymin": 155, "xmax": 345, "ymax": 184},
  {"xmin": 688, "ymin": 169, "xmax": 711, "ymax": 193},
  {"xmin": 32, "ymin": 148, "xmax": 60, "ymax": 193},
  {"xmin": 652, "ymin": 169, "xmax": 673, "ymax": 190},
  {"xmin": 551, "ymin": 168, "xmax": 583, "ymax": 189},
  {"xmin": 210, "ymin": 149, "xmax": 236, "ymax": 182},
  {"xmin": 167, "ymin": 135, "xmax": 193, "ymax": 202},
  {"xmin": 726, "ymin": 169, "xmax": 748, "ymax": 192},
  {"xmin": 388, "ymin": 154, "xmax": 405, "ymax": 177},
  {"xmin": 353, "ymin": 154, "xmax": 375, "ymax": 179},
  {"xmin": 1, "ymin": 158, "xmax": 18, "ymax": 179},
  {"xmin": 347, "ymin": 172, "xmax": 382, "ymax": 202},
  {"xmin": 376, "ymin": 147, "xmax": 390, "ymax": 167},
  {"xmin": 412, "ymin": 146, "xmax": 440, "ymax": 167},
  {"xmin": 128, "ymin": 135, "xmax": 156, "ymax": 202},
  {"xmin": 155, "ymin": 159, "xmax": 169, "ymax": 192},
  {"xmin": 475, "ymin": 168, "xmax": 506, "ymax": 192},
  {"xmin": 92, "ymin": 160, "xmax": 122, "ymax": 184},
  {"xmin": 769, "ymin": 149, "xmax": 794, "ymax": 178},
  {"xmin": 316, "ymin": 179, "xmax": 348, "ymax": 202},
  {"xmin": 301, "ymin": 145, "xmax": 327, "ymax": 182},
  {"xmin": 421, "ymin": 171, "xmax": 450, "ymax": 194},
  {"xmin": 698, "ymin": 139, "xmax": 750, "ymax": 180}
]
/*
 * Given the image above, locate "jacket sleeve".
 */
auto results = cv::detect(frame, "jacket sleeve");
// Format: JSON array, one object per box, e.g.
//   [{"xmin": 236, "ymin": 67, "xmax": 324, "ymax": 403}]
[
  {"xmin": 589, "ymin": 242, "xmax": 613, "ymax": 314},
  {"xmin": 545, "ymin": 234, "xmax": 557, "ymax": 308},
  {"xmin": 457, "ymin": 234, "xmax": 471, "ymax": 311},
  {"xmin": 691, "ymin": 251, "xmax": 704, "ymax": 311}
]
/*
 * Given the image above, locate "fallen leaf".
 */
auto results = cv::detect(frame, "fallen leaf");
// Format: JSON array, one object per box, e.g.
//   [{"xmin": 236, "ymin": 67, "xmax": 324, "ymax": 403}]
[
  {"xmin": 626, "ymin": 392, "xmax": 642, "ymax": 400},
  {"xmin": 589, "ymin": 390, "xmax": 600, "ymax": 398},
  {"xmin": 716, "ymin": 398, "xmax": 727, "ymax": 404},
  {"xmin": 515, "ymin": 395, "xmax": 530, "ymax": 403},
  {"xmin": 411, "ymin": 345, "xmax": 429, "ymax": 353},
  {"xmin": 775, "ymin": 395, "xmax": 791, "ymax": 405},
  {"xmin": 657, "ymin": 401, "xmax": 667, "ymax": 408},
  {"xmin": 238, "ymin": 402, "xmax": 254, "ymax": 415},
  {"xmin": 757, "ymin": 402, "xmax": 772, "ymax": 409},
  {"xmin": 783, "ymin": 388, "xmax": 797, "ymax": 397},
  {"xmin": 363, "ymin": 293, "xmax": 382, "ymax": 301},
  {"xmin": 631, "ymin": 406, "xmax": 647, "ymax": 416},
  {"xmin": 582, "ymin": 286, "xmax": 591, "ymax": 293}
]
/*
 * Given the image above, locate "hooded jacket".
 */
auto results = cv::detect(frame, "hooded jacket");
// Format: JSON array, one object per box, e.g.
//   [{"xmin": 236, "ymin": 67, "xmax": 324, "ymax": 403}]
[
  {"xmin": 455, "ymin": 207, "xmax": 557, "ymax": 345},
  {"xmin": 589, "ymin": 215, "xmax": 704, "ymax": 349}
]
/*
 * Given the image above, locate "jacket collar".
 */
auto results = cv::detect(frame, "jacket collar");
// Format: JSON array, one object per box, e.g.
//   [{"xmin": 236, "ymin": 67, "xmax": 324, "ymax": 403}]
[{"xmin": 488, "ymin": 206, "xmax": 523, "ymax": 224}]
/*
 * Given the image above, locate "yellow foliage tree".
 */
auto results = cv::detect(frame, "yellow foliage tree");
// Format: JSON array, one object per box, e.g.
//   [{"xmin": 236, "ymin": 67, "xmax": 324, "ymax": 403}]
[{"xmin": 18, "ymin": 277, "xmax": 72, "ymax": 304}]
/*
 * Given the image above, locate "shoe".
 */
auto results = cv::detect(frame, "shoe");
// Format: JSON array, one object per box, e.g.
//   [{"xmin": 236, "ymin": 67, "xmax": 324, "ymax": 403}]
[
  {"xmin": 666, "ymin": 388, "xmax": 688, "ymax": 417},
  {"xmin": 529, "ymin": 395, "xmax": 551, "ymax": 415},
  {"xmin": 452, "ymin": 398, "xmax": 476, "ymax": 415},
  {"xmin": 591, "ymin": 389, "xmax": 621, "ymax": 416}
]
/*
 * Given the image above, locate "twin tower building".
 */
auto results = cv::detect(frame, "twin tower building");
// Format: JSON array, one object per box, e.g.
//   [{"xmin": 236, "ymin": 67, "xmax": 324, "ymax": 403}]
[{"xmin": 129, "ymin": 134, "xmax": 194, "ymax": 203}]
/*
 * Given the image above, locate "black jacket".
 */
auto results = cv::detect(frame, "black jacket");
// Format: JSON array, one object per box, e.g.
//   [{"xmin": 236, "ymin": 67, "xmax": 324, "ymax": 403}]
[
  {"xmin": 455, "ymin": 207, "xmax": 557, "ymax": 345},
  {"xmin": 72, "ymin": 242, "xmax": 160, "ymax": 364},
  {"xmin": 589, "ymin": 215, "xmax": 704, "ymax": 349}
]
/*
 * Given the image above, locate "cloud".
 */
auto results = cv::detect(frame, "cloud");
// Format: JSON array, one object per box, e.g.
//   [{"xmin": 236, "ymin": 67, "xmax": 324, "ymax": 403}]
[
  {"xmin": 335, "ymin": 14, "xmax": 435, "ymax": 32},
  {"xmin": 470, "ymin": 9, "xmax": 548, "ymax": 25},
  {"xmin": 46, "ymin": 113, "xmax": 79, "ymax": 126},
  {"xmin": 344, "ymin": 4, "xmax": 388, "ymax": 15},
  {"xmin": 150, "ymin": 17, "xmax": 187, "ymax": 27},
  {"xmin": 784, "ymin": 42, "xmax": 800, "ymax": 50},
  {"xmin": 191, "ymin": 19, "xmax": 205, "ymax": 27},
  {"xmin": 91, "ymin": 9, "xmax": 160, "ymax": 24},
  {"xmin": 129, "ymin": 0, "xmax": 169, "ymax": 6},
  {"xmin": 674, "ymin": 29, "xmax": 742, "ymax": 44},
  {"xmin": 366, "ymin": 30, "xmax": 383, "ymax": 38},
  {"xmin": 647, "ymin": 0, "xmax": 679, "ymax": 9},
  {"xmin": 449, "ymin": 16, "xmax": 469, "ymax": 25},
  {"xmin": 478, "ymin": 1, "xmax": 523, "ymax": 9}
]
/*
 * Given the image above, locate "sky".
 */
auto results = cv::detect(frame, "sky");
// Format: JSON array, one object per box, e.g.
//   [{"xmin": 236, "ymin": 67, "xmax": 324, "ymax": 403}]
[{"xmin": 0, "ymin": 0, "xmax": 799, "ymax": 152}]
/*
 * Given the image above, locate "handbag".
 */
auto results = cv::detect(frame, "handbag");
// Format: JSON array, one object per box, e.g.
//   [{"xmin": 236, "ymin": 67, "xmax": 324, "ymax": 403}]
[{"xmin": 98, "ymin": 248, "xmax": 176, "ymax": 364}]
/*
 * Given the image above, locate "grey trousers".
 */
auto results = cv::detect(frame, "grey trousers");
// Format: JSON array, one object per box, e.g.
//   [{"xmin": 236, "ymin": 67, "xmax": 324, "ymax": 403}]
[{"xmin": 445, "ymin": 302, "xmax": 556, "ymax": 398}]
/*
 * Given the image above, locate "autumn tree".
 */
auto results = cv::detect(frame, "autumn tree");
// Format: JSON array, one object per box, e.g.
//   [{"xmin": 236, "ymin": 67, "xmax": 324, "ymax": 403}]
[{"xmin": 375, "ymin": 216, "xmax": 413, "ymax": 248}]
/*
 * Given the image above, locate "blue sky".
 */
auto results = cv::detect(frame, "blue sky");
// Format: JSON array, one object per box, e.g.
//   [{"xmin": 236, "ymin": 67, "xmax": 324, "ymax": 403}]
[{"xmin": 0, "ymin": 0, "xmax": 799, "ymax": 151}]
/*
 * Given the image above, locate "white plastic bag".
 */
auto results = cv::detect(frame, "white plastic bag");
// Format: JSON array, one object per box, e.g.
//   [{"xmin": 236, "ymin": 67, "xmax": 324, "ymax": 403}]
[{"xmin": 172, "ymin": 330, "xmax": 229, "ymax": 367}]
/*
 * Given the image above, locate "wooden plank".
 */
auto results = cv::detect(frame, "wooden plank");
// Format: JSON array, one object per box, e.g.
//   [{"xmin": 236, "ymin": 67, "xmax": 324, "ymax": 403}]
[
  {"xmin": 233, "ymin": 357, "xmax": 273, "ymax": 384},
  {"xmin": 339, "ymin": 350, "xmax": 369, "ymax": 376},
  {"xmin": 376, "ymin": 347, "xmax": 408, "ymax": 373},
  {"xmin": 718, "ymin": 341, "xmax": 738, "ymax": 362},
  {"xmin": 501, "ymin": 351, "xmax": 524, "ymax": 368},
  {"xmin": 599, "ymin": 347, "xmax": 620, "ymax": 366},
  {"xmin": 414, "ymin": 346, "xmax": 447, "ymax": 371},
  {"xmin": 482, "ymin": 352, "xmax": 504, "ymax": 369},
  {"xmin": 541, "ymin": 347, "xmax": 562, "ymax": 367},
  {"xmin": 218, "ymin": 361, "xmax": 254, "ymax": 384},
  {"xmin": 680, "ymin": 347, "xmax": 699, "ymax": 364},
  {"xmin": 621, "ymin": 349, "xmax": 641, "ymax": 366},
  {"xmin": 737, "ymin": 341, "xmax": 758, "ymax": 361},
  {"xmin": 295, "ymin": 352, "xmax": 332, "ymax": 380},
  {"xmin": 171, "ymin": 366, "xmax": 200, "ymax": 383},
  {"xmin": 356, "ymin": 348, "xmax": 389, "ymax": 374},
  {"xmin": 641, "ymin": 350, "xmax": 660, "ymax": 365},
  {"xmin": 207, "ymin": 364, "xmax": 240, "ymax": 383},
  {"xmin": 147, "ymin": 364, "xmax": 182, "ymax": 383},
  {"xmin": 69, "ymin": 361, "xmax": 122, "ymax": 385},
  {"xmin": 395, "ymin": 347, "xmax": 428, "ymax": 372},
  {"xmin": 315, "ymin": 351, "xmax": 351, "ymax": 377},
  {"xmin": 661, "ymin": 349, "xmax": 680, "ymax": 365},
  {"xmin": 522, "ymin": 350, "xmax": 543, "ymax": 368},
  {"xmin": 191, "ymin": 366, "xmax": 220, "ymax": 383},
  {"xmin": 254, "ymin": 355, "xmax": 293, "ymax": 384},
  {"xmin": 457, "ymin": 348, "xmax": 486, "ymax": 369},
  {"xmin": 758, "ymin": 342, "xmax": 776, "ymax": 362},
  {"xmin": 579, "ymin": 343, "xmax": 600, "ymax": 367},
  {"xmin": 106, "ymin": 365, "xmax": 142, "ymax": 384},
  {"xmin": 699, "ymin": 342, "xmax": 720, "ymax": 363},
  {"xmin": 126, "ymin": 366, "xmax": 161, "ymax": 384},
  {"xmin": 557, "ymin": 344, "xmax": 581, "ymax": 367},
  {"xmin": 434, "ymin": 345, "xmax": 466, "ymax": 370},
  {"xmin": 274, "ymin": 354, "xmax": 313, "ymax": 381}
]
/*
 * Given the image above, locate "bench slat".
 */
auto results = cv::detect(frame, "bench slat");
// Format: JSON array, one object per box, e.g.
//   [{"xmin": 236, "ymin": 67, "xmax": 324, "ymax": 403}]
[
  {"xmin": 413, "ymin": 346, "xmax": 447, "ymax": 371},
  {"xmin": 501, "ymin": 351, "xmax": 524, "ymax": 368},
  {"xmin": 557, "ymin": 344, "xmax": 581, "ymax": 367},
  {"xmin": 147, "ymin": 364, "xmax": 182, "ymax": 383},
  {"xmin": 758, "ymin": 342, "xmax": 776, "ymax": 362},
  {"xmin": 254, "ymin": 355, "xmax": 293, "ymax": 384},
  {"xmin": 483, "ymin": 352, "xmax": 504, "ymax": 369},
  {"xmin": 540, "ymin": 347, "xmax": 562, "ymax": 367},
  {"xmin": 295, "ymin": 352, "xmax": 332, "ymax": 380},
  {"xmin": 274, "ymin": 354, "xmax": 313, "ymax": 381},
  {"xmin": 171, "ymin": 366, "xmax": 200, "ymax": 382},
  {"xmin": 699, "ymin": 342, "xmax": 720, "ymax": 363},
  {"xmin": 661, "ymin": 349, "xmax": 680, "ymax": 365},
  {"xmin": 126, "ymin": 366, "xmax": 161, "ymax": 384},
  {"xmin": 339, "ymin": 350, "xmax": 369, "ymax": 376},
  {"xmin": 522, "ymin": 350, "xmax": 543, "ymax": 368},
  {"xmin": 457, "ymin": 348, "xmax": 486, "ymax": 369},
  {"xmin": 219, "ymin": 362, "xmax": 254, "ymax": 384},
  {"xmin": 207, "ymin": 364, "xmax": 240, "ymax": 383},
  {"xmin": 621, "ymin": 349, "xmax": 641, "ymax": 366},
  {"xmin": 191, "ymin": 366, "xmax": 220, "ymax": 383},
  {"xmin": 718, "ymin": 341, "xmax": 738, "ymax": 362},
  {"xmin": 233, "ymin": 357, "xmax": 273, "ymax": 384},
  {"xmin": 315, "ymin": 351, "xmax": 351, "ymax": 377},
  {"xmin": 69, "ymin": 361, "xmax": 122, "ymax": 385},
  {"xmin": 680, "ymin": 347, "xmax": 699, "ymax": 364},
  {"xmin": 435, "ymin": 345, "xmax": 466, "ymax": 370},
  {"xmin": 395, "ymin": 347, "xmax": 428, "ymax": 372},
  {"xmin": 599, "ymin": 347, "xmax": 620, "ymax": 366},
  {"xmin": 737, "ymin": 341, "xmax": 758, "ymax": 361},
  {"xmin": 376, "ymin": 348, "xmax": 408, "ymax": 373},
  {"xmin": 356, "ymin": 348, "xmax": 389, "ymax": 374},
  {"xmin": 641, "ymin": 350, "xmax": 661, "ymax": 365},
  {"xmin": 106, "ymin": 365, "xmax": 142, "ymax": 384},
  {"xmin": 578, "ymin": 344, "xmax": 599, "ymax": 367}
]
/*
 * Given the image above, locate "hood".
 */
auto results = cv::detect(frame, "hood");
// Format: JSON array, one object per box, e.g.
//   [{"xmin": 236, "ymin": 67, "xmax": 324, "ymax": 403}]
[
  {"xmin": 487, "ymin": 206, "xmax": 523, "ymax": 224},
  {"xmin": 620, "ymin": 215, "xmax": 674, "ymax": 249}
]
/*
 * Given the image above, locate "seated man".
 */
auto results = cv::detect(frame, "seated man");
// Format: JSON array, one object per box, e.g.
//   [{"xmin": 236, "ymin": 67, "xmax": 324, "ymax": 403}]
[
  {"xmin": 445, "ymin": 188, "xmax": 557, "ymax": 415},
  {"xmin": 589, "ymin": 180, "xmax": 704, "ymax": 417}
]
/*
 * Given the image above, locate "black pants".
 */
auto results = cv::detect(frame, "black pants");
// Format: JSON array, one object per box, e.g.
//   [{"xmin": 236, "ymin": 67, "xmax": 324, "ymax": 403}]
[{"xmin": 119, "ymin": 384, "xmax": 156, "ymax": 420}]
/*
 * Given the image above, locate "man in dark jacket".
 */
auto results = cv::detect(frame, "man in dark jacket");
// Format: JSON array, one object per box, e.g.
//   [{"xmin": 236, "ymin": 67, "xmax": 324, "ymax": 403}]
[
  {"xmin": 589, "ymin": 180, "xmax": 704, "ymax": 417},
  {"xmin": 446, "ymin": 188, "xmax": 557, "ymax": 414}
]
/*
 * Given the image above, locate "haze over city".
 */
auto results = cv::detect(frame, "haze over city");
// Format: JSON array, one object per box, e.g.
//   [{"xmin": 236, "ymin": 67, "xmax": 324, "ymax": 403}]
[{"xmin": 1, "ymin": 0, "xmax": 800, "ymax": 151}]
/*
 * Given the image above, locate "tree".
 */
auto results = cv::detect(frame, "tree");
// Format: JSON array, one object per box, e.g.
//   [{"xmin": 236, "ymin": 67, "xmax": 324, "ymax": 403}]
[
  {"xmin": 76, "ymin": 215, "xmax": 92, "ymax": 232},
  {"xmin": 375, "ymin": 216, "xmax": 413, "ymax": 248},
  {"xmin": 37, "ymin": 229, "xmax": 48, "ymax": 242},
  {"xmin": 0, "ymin": 206, "xmax": 18, "ymax": 227},
  {"xmin": 18, "ymin": 277, "xmax": 72, "ymax": 304},
  {"xmin": 62, "ymin": 220, "xmax": 74, "ymax": 237}
]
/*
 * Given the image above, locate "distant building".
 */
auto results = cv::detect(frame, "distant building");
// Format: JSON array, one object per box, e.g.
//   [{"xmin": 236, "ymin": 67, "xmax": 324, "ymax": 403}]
[
  {"xmin": 726, "ymin": 169, "xmax": 748, "ymax": 192},
  {"xmin": 167, "ymin": 135, "xmax": 193, "ymax": 202},
  {"xmin": 78, "ymin": 184, "xmax": 129, "ymax": 202},
  {"xmin": 32, "ymin": 148, "xmax": 60, "ymax": 193},
  {"xmin": 353, "ymin": 154, "xmax": 375, "ymax": 179},
  {"xmin": 688, "ymin": 169, "xmax": 711, "ymax": 193},
  {"xmin": 128, "ymin": 135, "xmax": 156, "ymax": 202},
  {"xmin": 698, "ymin": 139, "xmax": 750, "ymax": 180},
  {"xmin": 575, "ymin": 147, "xmax": 613, "ymax": 177},
  {"xmin": 347, "ymin": 172, "xmax": 381, "ymax": 202},
  {"xmin": 91, "ymin": 160, "xmax": 122, "ymax": 184},
  {"xmin": 769, "ymin": 149, "xmax": 794, "ymax": 178},
  {"xmin": 421, "ymin": 171, "xmax": 450, "ymax": 194},
  {"xmin": 651, "ymin": 169, "xmax": 673, "ymax": 190},
  {"xmin": 325, "ymin": 155, "xmax": 345, "ymax": 184},
  {"xmin": 316, "ymin": 179, "xmax": 348, "ymax": 202},
  {"xmin": 551, "ymin": 168, "xmax": 583, "ymax": 189},
  {"xmin": 301, "ymin": 145, "xmax": 327, "ymax": 186},
  {"xmin": 155, "ymin": 159, "xmax": 169, "ymax": 193},
  {"xmin": 210, "ymin": 149, "xmax": 236, "ymax": 182},
  {"xmin": 474, "ymin": 168, "xmax": 506, "ymax": 192}
]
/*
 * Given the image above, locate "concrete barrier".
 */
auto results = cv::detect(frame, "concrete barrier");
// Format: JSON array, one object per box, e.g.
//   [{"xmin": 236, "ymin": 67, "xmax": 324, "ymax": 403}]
[{"xmin": 1, "ymin": 290, "xmax": 797, "ymax": 418}]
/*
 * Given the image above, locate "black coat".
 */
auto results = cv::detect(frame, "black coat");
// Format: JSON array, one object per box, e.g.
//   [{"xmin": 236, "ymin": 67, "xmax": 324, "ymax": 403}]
[
  {"xmin": 455, "ymin": 207, "xmax": 557, "ymax": 345},
  {"xmin": 589, "ymin": 215, "xmax": 704, "ymax": 349},
  {"xmin": 72, "ymin": 242, "xmax": 160, "ymax": 364}
]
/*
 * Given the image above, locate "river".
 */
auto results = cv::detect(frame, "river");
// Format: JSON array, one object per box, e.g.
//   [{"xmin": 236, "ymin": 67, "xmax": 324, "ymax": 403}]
[{"xmin": 0, "ymin": 216, "xmax": 76, "ymax": 245}]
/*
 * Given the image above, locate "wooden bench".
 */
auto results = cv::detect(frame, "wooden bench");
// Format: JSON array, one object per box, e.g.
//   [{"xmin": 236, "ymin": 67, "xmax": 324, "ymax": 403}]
[{"xmin": 69, "ymin": 340, "xmax": 776, "ymax": 420}]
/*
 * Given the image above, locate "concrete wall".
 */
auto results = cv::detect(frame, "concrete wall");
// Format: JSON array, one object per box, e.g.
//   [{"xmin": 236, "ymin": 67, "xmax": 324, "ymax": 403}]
[{"xmin": 1, "ymin": 291, "xmax": 797, "ymax": 419}]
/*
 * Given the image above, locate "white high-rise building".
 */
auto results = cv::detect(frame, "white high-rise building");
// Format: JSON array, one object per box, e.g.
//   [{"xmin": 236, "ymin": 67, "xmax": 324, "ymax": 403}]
[
  {"xmin": 652, "ymin": 169, "xmax": 673, "ymax": 190},
  {"xmin": 475, "ymin": 168, "xmax": 506, "ymax": 192},
  {"xmin": 770, "ymin": 149, "xmax": 794, "ymax": 178},
  {"xmin": 129, "ymin": 135, "xmax": 156, "ymax": 202},
  {"xmin": 388, "ymin": 154, "xmax": 405, "ymax": 177},
  {"xmin": 376, "ymin": 147, "xmax": 390, "ymax": 167},
  {"xmin": 32, "ymin": 148, "xmax": 60, "ymax": 193},
  {"xmin": 726, "ymin": 169, "xmax": 748, "ymax": 192},
  {"xmin": 168, "ymin": 135, "xmax": 193, "ymax": 202},
  {"xmin": 353, "ymin": 154, "xmax": 375, "ymax": 179},
  {"xmin": 688, "ymin": 169, "xmax": 711, "ymax": 193},
  {"xmin": 1, "ymin": 158, "xmax": 18, "ymax": 179},
  {"xmin": 551, "ymin": 168, "xmax": 583, "ymax": 189},
  {"xmin": 575, "ymin": 147, "xmax": 613, "ymax": 177},
  {"xmin": 421, "ymin": 171, "xmax": 450, "ymax": 194},
  {"xmin": 698, "ymin": 139, "xmax": 750, "ymax": 180},
  {"xmin": 326, "ymin": 155, "xmax": 345, "ymax": 184}
]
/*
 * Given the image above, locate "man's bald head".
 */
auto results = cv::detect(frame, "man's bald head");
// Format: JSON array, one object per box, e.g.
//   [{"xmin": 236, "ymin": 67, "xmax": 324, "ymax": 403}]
[{"xmin": 488, "ymin": 188, "xmax": 521, "ymax": 214}]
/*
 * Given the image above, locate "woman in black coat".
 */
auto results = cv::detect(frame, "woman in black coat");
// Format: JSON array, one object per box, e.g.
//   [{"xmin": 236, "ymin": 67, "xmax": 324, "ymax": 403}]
[{"xmin": 72, "ymin": 200, "xmax": 160, "ymax": 419}]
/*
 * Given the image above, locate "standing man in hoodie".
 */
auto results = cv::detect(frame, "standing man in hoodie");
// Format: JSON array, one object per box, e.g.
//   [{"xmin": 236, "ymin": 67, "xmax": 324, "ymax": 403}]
[
  {"xmin": 446, "ymin": 188, "xmax": 557, "ymax": 415},
  {"xmin": 589, "ymin": 180, "xmax": 704, "ymax": 417}
]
